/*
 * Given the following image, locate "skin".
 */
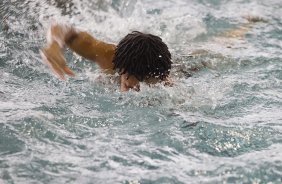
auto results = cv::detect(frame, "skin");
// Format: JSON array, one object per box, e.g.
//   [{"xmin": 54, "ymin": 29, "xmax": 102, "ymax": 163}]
[
  {"xmin": 40, "ymin": 23, "xmax": 144, "ymax": 91},
  {"xmin": 41, "ymin": 16, "xmax": 265, "ymax": 91},
  {"xmin": 221, "ymin": 16, "xmax": 267, "ymax": 38}
]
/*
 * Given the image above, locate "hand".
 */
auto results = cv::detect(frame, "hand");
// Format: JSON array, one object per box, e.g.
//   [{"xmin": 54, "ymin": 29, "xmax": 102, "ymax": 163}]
[{"xmin": 40, "ymin": 41, "xmax": 75, "ymax": 80}]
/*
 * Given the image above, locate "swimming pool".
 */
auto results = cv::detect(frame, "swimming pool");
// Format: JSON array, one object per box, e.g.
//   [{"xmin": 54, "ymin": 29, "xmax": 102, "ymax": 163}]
[{"xmin": 1, "ymin": 0, "xmax": 282, "ymax": 183}]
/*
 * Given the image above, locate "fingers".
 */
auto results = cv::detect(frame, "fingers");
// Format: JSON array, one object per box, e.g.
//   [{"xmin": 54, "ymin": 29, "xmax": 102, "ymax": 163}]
[
  {"xmin": 40, "ymin": 48, "xmax": 75, "ymax": 80},
  {"xmin": 40, "ymin": 49, "xmax": 65, "ymax": 80},
  {"xmin": 53, "ymin": 52, "xmax": 75, "ymax": 77},
  {"xmin": 63, "ymin": 66, "xmax": 75, "ymax": 76}
]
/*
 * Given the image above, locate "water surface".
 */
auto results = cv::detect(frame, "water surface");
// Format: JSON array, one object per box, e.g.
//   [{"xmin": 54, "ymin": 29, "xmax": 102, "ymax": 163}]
[{"xmin": 0, "ymin": 0, "xmax": 282, "ymax": 183}]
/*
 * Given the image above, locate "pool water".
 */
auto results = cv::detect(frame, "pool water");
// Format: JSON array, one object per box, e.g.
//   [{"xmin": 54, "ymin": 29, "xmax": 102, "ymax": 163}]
[{"xmin": 0, "ymin": 0, "xmax": 282, "ymax": 183}]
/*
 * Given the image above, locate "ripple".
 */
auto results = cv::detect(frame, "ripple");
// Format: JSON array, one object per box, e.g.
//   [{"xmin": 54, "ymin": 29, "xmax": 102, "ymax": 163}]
[
  {"xmin": 1, "ymin": 0, "xmax": 282, "ymax": 183},
  {"xmin": 138, "ymin": 177, "xmax": 184, "ymax": 184},
  {"xmin": 193, "ymin": 122, "xmax": 280, "ymax": 157},
  {"xmin": 0, "ymin": 124, "xmax": 25, "ymax": 156}
]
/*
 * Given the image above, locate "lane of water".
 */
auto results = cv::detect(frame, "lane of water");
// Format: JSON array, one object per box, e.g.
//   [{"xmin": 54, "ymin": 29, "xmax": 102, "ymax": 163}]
[{"xmin": 1, "ymin": 0, "xmax": 282, "ymax": 183}]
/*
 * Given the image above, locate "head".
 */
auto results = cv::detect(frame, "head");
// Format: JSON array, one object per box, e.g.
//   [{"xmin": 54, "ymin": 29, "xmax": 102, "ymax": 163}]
[{"xmin": 113, "ymin": 31, "xmax": 172, "ymax": 82}]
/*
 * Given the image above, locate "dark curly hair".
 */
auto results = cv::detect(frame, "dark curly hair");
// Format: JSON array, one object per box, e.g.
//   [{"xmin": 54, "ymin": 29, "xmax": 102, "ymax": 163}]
[{"xmin": 113, "ymin": 31, "xmax": 172, "ymax": 81}]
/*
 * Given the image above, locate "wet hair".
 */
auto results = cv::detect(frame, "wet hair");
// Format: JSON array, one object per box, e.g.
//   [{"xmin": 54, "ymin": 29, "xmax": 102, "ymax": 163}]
[{"xmin": 113, "ymin": 31, "xmax": 172, "ymax": 81}]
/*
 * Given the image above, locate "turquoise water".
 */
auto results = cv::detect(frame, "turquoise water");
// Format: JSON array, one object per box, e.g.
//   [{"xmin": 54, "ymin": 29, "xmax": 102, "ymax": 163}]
[{"xmin": 1, "ymin": 0, "xmax": 282, "ymax": 183}]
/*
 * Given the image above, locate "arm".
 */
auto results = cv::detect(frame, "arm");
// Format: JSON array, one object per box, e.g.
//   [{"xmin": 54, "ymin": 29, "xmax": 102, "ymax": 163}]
[
  {"xmin": 40, "ymin": 23, "xmax": 116, "ymax": 80},
  {"xmin": 222, "ymin": 15, "xmax": 267, "ymax": 38}
]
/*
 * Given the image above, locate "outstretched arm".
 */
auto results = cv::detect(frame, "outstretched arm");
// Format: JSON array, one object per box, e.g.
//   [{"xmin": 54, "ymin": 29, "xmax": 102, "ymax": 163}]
[
  {"xmin": 222, "ymin": 15, "xmax": 267, "ymax": 38},
  {"xmin": 40, "ymin": 23, "xmax": 116, "ymax": 80}
]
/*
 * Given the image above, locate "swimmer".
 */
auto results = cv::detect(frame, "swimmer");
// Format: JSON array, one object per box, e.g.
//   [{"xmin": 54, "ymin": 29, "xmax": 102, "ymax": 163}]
[
  {"xmin": 40, "ymin": 16, "xmax": 265, "ymax": 91},
  {"xmin": 40, "ymin": 23, "xmax": 172, "ymax": 92}
]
